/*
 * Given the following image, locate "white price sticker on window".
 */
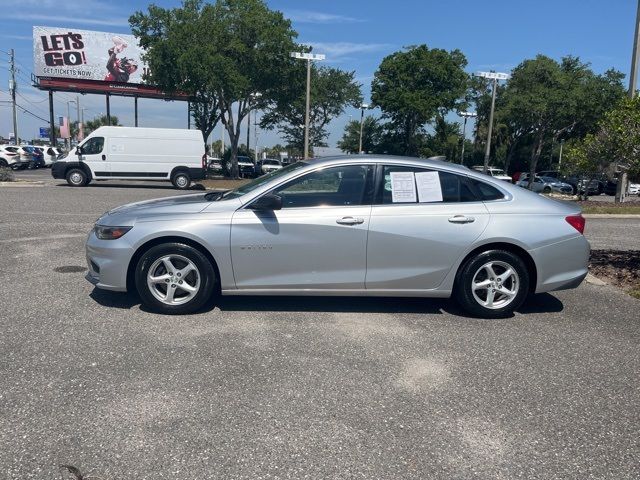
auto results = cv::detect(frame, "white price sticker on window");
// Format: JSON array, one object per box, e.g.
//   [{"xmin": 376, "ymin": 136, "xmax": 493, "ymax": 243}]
[
  {"xmin": 390, "ymin": 171, "xmax": 417, "ymax": 202},
  {"xmin": 415, "ymin": 171, "xmax": 443, "ymax": 203}
]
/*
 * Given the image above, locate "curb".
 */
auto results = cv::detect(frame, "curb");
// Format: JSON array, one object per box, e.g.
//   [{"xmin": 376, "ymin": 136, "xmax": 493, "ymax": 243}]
[
  {"xmin": 0, "ymin": 181, "xmax": 45, "ymax": 187},
  {"xmin": 585, "ymin": 273, "xmax": 608, "ymax": 286},
  {"xmin": 583, "ymin": 214, "xmax": 640, "ymax": 219}
]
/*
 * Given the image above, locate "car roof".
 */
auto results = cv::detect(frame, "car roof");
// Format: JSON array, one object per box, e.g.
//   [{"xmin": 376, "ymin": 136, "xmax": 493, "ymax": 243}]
[{"xmin": 308, "ymin": 154, "xmax": 472, "ymax": 173}]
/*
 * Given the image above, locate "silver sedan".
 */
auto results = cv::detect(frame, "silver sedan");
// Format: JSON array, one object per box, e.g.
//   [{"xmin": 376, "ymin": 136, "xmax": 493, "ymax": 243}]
[{"xmin": 86, "ymin": 155, "xmax": 589, "ymax": 318}]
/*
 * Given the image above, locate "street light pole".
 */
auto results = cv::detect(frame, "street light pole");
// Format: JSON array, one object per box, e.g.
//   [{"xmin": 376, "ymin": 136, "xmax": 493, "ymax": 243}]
[
  {"xmin": 476, "ymin": 71, "xmax": 510, "ymax": 173},
  {"xmin": 290, "ymin": 52, "xmax": 325, "ymax": 159},
  {"xmin": 458, "ymin": 111, "xmax": 477, "ymax": 164},
  {"xmin": 358, "ymin": 103, "xmax": 369, "ymax": 154}
]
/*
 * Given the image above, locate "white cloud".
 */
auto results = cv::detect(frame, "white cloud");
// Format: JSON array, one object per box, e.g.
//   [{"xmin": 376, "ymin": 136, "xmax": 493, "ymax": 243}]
[
  {"xmin": 5, "ymin": 13, "xmax": 128, "ymax": 28},
  {"xmin": 307, "ymin": 42, "xmax": 393, "ymax": 59},
  {"xmin": 285, "ymin": 10, "xmax": 364, "ymax": 24}
]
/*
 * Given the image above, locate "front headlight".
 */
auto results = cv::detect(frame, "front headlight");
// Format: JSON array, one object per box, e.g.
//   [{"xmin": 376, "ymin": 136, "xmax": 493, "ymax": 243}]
[{"xmin": 94, "ymin": 225, "xmax": 132, "ymax": 240}]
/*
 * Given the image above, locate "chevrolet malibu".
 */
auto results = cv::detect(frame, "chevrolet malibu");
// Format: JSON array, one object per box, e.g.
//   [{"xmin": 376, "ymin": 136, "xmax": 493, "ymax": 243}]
[{"xmin": 86, "ymin": 155, "xmax": 589, "ymax": 318}]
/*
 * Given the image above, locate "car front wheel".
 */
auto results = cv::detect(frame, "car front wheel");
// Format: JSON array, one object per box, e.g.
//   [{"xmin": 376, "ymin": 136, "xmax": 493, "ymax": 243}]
[
  {"xmin": 455, "ymin": 250, "xmax": 529, "ymax": 318},
  {"xmin": 134, "ymin": 242, "xmax": 217, "ymax": 314}
]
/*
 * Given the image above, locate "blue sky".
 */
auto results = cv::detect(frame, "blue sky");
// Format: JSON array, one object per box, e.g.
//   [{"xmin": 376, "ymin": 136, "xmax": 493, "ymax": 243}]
[{"xmin": 0, "ymin": 0, "xmax": 637, "ymax": 153}]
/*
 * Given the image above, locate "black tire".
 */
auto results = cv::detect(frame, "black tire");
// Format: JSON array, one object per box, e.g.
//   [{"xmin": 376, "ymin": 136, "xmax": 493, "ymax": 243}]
[
  {"xmin": 0, "ymin": 159, "xmax": 8, "ymax": 168},
  {"xmin": 454, "ymin": 249, "xmax": 530, "ymax": 318},
  {"xmin": 542, "ymin": 186, "xmax": 551, "ymax": 194},
  {"xmin": 66, "ymin": 168, "xmax": 88, "ymax": 187},
  {"xmin": 134, "ymin": 242, "xmax": 217, "ymax": 314},
  {"xmin": 171, "ymin": 171, "xmax": 191, "ymax": 189}
]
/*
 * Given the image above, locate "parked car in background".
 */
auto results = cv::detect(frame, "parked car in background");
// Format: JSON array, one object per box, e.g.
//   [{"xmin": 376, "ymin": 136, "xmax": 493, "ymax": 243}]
[
  {"xmin": 0, "ymin": 145, "xmax": 29, "ymax": 170},
  {"xmin": 629, "ymin": 183, "xmax": 640, "ymax": 195},
  {"xmin": 236, "ymin": 156, "xmax": 256, "ymax": 177},
  {"xmin": 52, "ymin": 127, "xmax": 206, "ymax": 189},
  {"xmin": 516, "ymin": 175, "xmax": 573, "ymax": 194},
  {"xmin": 207, "ymin": 156, "xmax": 223, "ymax": 174},
  {"xmin": 604, "ymin": 180, "xmax": 618, "ymax": 196},
  {"xmin": 41, "ymin": 146, "xmax": 62, "ymax": 167},
  {"xmin": 86, "ymin": 155, "xmax": 589, "ymax": 319},
  {"xmin": 471, "ymin": 166, "xmax": 512, "ymax": 182},
  {"xmin": 257, "ymin": 158, "xmax": 283, "ymax": 175}
]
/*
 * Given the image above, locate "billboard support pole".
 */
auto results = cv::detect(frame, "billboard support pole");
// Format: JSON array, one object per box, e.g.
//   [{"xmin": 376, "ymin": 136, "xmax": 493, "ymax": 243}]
[
  {"xmin": 134, "ymin": 96, "xmax": 138, "ymax": 127},
  {"xmin": 187, "ymin": 101, "xmax": 191, "ymax": 129},
  {"xmin": 48, "ymin": 91, "xmax": 55, "ymax": 146},
  {"xmin": 106, "ymin": 93, "xmax": 111, "ymax": 124}
]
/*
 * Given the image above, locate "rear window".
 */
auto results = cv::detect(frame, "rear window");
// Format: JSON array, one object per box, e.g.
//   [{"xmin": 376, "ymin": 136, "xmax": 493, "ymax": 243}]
[{"xmin": 469, "ymin": 179, "xmax": 505, "ymax": 201}]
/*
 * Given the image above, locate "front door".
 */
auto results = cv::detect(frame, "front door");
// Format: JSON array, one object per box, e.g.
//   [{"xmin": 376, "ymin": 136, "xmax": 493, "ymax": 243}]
[
  {"xmin": 230, "ymin": 164, "xmax": 375, "ymax": 290},
  {"xmin": 78, "ymin": 136, "xmax": 108, "ymax": 177}
]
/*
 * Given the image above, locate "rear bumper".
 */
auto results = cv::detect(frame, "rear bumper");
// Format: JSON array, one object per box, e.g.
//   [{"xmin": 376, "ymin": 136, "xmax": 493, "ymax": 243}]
[{"xmin": 530, "ymin": 235, "xmax": 590, "ymax": 293}]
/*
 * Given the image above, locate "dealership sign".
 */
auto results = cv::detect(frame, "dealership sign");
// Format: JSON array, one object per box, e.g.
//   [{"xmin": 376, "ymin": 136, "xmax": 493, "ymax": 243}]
[{"xmin": 33, "ymin": 26, "xmax": 148, "ymax": 84}]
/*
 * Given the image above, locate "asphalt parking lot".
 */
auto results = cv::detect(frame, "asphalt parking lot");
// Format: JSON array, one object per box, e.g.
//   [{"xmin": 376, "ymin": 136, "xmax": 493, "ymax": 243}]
[{"xmin": 1, "ymin": 175, "xmax": 639, "ymax": 479}]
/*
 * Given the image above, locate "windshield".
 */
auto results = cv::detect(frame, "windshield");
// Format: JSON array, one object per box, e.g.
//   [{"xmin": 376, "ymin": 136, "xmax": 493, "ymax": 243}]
[
  {"xmin": 540, "ymin": 176, "xmax": 556, "ymax": 183},
  {"xmin": 207, "ymin": 161, "xmax": 308, "ymax": 201}
]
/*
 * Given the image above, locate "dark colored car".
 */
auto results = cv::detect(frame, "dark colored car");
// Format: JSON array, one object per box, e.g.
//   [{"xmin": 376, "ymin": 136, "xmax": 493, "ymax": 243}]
[{"xmin": 604, "ymin": 180, "xmax": 617, "ymax": 196}]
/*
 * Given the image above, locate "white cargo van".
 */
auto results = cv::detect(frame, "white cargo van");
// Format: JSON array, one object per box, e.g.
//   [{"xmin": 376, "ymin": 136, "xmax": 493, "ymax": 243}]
[{"xmin": 51, "ymin": 126, "xmax": 206, "ymax": 189}]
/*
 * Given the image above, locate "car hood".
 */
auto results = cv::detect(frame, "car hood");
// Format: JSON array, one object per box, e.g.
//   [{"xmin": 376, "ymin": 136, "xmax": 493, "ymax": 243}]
[{"xmin": 97, "ymin": 193, "xmax": 242, "ymax": 226}]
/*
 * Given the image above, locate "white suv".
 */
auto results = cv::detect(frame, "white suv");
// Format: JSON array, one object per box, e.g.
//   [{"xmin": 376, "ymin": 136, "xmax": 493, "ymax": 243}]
[
  {"xmin": 0, "ymin": 145, "xmax": 28, "ymax": 170},
  {"xmin": 472, "ymin": 166, "xmax": 512, "ymax": 182}
]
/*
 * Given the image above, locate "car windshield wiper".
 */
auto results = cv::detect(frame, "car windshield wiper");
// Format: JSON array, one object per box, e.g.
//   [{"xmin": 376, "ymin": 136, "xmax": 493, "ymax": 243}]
[{"xmin": 204, "ymin": 190, "xmax": 227, "ymax": 201}]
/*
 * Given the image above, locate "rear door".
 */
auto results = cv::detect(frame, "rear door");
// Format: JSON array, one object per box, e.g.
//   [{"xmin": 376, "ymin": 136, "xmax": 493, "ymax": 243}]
[{"xmin": 366, "ymin": 165, "xmax": 490, "ymax": 291}]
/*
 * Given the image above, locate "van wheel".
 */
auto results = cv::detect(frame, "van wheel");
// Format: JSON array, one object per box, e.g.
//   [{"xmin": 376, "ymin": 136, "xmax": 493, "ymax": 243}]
[
  {"xmin": 135, "ymin": 242, "xmax": 217, "ymax": 314},
  {"xmin": 172, "ymin": 171, "xmax": 191, "ymax": 189},
  {"xmin": 66, "ymin": 168, "xmax": 88, "ymax": 187},
  {"xmin": 455, "ymin": 250, "xmax": 529, "ymax": 318}
]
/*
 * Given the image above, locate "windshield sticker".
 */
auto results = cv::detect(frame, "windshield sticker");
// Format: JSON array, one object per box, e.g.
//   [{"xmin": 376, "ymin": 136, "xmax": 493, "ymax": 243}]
[
  {"xmin": 390, "ymin": 171, "xmax": 417, "ymax": 202},
  {"xmin": 415, "ymin": 171, "xmax": 443, "ymax": 203}
]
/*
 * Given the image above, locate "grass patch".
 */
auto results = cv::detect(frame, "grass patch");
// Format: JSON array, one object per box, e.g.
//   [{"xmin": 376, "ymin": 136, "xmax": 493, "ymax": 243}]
[
  {"xmin": 581, "ymin": 205, "xmax": 640, "ymax": 214},
  {"xmin": 199, "ymin": 178, "xmax": 251, "ymax": 190},
  {"xmin": 0, "ymin": 167, "xmax": 14, "ymax": 182}
]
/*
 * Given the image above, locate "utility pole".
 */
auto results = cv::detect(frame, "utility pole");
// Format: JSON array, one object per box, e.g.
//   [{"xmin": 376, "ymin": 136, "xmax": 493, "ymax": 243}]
[
  {"xmin": 458, "ymin": 111, "xmax": 477, "ymax": 165},
  {"xmin": 617, "ymin": 0, "xmax": 640, "ymax": 202},
  {"xmin": 290, "ymin": 52, "xmax": 325, "ymax": 159},
  {"xmin": 75, "ymin": 95, "xmax": 80, "ymax": 142},
  {"xmin": 358, "ymin": 103, "xmax": 369, "ymax": 154},
  {"xmin": 9, "ymin": 49, "xmax": 18, "ymax": 145},
  {"xmin": 475, "ymin": 71, "xmax": 510, "ymax": 173},
  {"xmin": 629, "ymin": 0, "xmax": 640, "ymax": 98}
]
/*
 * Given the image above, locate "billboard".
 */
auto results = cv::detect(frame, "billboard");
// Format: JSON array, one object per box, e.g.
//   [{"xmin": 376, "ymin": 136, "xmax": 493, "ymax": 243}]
[{"xmin": 33, "ymin": 26, "xmax": 148, "ymax": 84}]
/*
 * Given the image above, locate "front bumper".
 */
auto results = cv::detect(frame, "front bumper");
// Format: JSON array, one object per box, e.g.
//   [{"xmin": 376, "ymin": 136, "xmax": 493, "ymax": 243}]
[{"xmin": 85, "ymin": 230, "xmax": 133, "ymax": 292}]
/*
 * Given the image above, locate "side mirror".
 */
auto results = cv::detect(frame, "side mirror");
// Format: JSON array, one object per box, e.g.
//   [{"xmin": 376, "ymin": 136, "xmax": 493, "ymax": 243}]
[
  {"xmin": 250, "ymin": 193, "xmax": 282, "ymax": 211},
  {"xmin": 76, "ymin": 146, "xmax": 83, "ymax": 156}
]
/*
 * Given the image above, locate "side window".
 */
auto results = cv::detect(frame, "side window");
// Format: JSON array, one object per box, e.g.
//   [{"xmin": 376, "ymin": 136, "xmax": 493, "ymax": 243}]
[
  {"xmin": 273, "ymin": 165, "xmax": 374, "ymax": 208},
  {"xmin": 468, "ymin": 178, "xmax": 505, "ymax": 201},
  {"xmin": 378, "ymin": 166, "xmax": 478, "ymax": 204},
  {"xmin": 82, "ymin": 137, "xmax": 104, "ymax": 155}
]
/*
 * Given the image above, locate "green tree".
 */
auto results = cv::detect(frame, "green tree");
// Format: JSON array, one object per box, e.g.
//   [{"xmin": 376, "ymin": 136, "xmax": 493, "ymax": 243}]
[
  {"xmin": 371, "ymin": 45, "xmax": 468, "ymax": 156},
  {"xmin": 421, "ymin": 116, "xmax": 460, "ymax": 160},
  {"xmin": 337, "ymin": 116, "xmax": 383, "ymax": 154},
  {"xmin": 261, "ymin": 64, "xmax": 362, "ymax": 155},
  {"xmin": 566, "ymin": 97, "xmax": 640, "ymax": 201},
  {"xmin": 499, "ymin": 55, "xmax": 625, "ymax": 187},
  {"xmin": 130, "ymin": 1, "xmax": 221, "ymax": 145},
  {"xmin": 83, "ymin": 115, "xmax": 121, "ymax": 135},
  {"xmin": 131, "ymin": 0, "xmax": 297, "ymax": 178}
]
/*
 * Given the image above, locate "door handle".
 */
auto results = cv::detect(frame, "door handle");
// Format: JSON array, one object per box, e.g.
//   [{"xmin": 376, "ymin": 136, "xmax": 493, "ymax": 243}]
[
  {"xmin": 448, "ymin": 215, "xmax": 475, "ymax": 224},
  {"xmin": 101, "ymin": 154, "xmax": 106, "ymax": 161},
  {"xmin": 336, "ymin": 216, "xmax": 364, "ymax": 225}
]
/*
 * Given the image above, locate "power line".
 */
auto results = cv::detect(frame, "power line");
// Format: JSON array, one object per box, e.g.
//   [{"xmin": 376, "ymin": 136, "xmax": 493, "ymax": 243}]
[{"xmin": 16, "ymin": 103, "xmax": 49, "ymax": 123}]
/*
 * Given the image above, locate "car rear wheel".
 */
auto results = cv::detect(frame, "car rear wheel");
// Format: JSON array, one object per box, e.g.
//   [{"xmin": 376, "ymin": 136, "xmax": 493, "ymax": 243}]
[
  {"xmin": 66, "ymin": 168, "xmax": 88, "ymax": 187},
  {"xmin": 135, "ymin": 242, "xmax": 217, "ymax": 314},
  {"xmin": 171, "ymin": 171, "xmax": 191, "ymax": 189},
  {"xmin": 543, "ymin": 186, "xmax": 551, "ymax": 194},
  {"xmin": 455, "ymin": 250, "xmax": 529, "ymax": 318}
]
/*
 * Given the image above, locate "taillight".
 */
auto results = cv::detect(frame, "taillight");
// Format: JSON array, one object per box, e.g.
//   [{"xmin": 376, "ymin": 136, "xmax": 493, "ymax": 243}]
[
  {"xmin": 202, "ymin": 154, "xmax": 206, "ymax": 169},
  {"xmin": 565, "ymin": 214, "xmax": 585, "ymax": 234}
]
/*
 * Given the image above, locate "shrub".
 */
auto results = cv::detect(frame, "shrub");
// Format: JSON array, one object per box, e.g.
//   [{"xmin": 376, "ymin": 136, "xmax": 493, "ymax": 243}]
[{"xmin": 0, "ymin": 167, "xmax": 14, "ymax": 182}]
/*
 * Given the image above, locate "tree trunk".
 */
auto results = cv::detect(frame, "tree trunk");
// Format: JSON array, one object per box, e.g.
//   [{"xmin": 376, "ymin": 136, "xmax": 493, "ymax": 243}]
[
  {"xmin": 527, "ymin": 131, "xmax": 544, "ymax": 190},
  {"xmin": 615, "ymin": 171, "xmax": 628, "ymax": 203}
]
